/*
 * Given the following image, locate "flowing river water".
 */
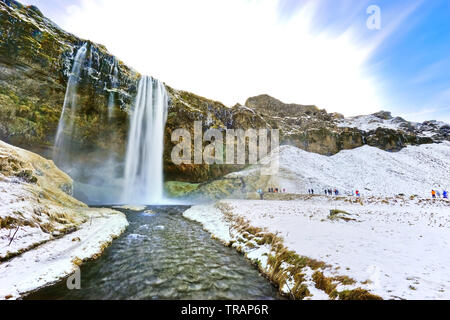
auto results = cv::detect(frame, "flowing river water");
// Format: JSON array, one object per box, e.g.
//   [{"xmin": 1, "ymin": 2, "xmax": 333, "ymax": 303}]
[{"xmin": 27, "ymin": 206, "xmax": 282, "ymax": 300}]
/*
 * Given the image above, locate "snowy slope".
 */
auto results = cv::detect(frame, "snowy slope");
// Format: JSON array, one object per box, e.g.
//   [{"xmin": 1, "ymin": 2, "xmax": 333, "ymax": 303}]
[
  {"xmin": 335, "ymin": 113, "xmax": 450, "ymax": 140},
  {"xmin": 231, "ymin": 142, "xmax": 450, "ymax": 197},
  {"xmin": 336, "ymin": 114, "xmax": 406, "ymax": 132}
]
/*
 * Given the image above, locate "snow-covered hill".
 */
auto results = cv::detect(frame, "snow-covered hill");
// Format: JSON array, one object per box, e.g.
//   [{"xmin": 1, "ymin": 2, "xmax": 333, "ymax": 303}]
[
  {"xmin": 228, "ymin": 142, "xmax": 450, "ymax": 198},
  {"xmin": 335, "ymin": 112, "xmax": 450, "ymax": 140},
  {"xmin": 335, "ymin": 112, "xmax": 408, "ymax": 132}
]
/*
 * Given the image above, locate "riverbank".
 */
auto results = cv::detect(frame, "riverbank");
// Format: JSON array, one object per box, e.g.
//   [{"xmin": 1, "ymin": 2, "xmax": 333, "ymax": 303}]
[
  {"xmin": 0, "ymin": 208, "xmax": 127, "ymax": 300},
  {"xmin": 0, "ymin": 140, "xmax": 128, "ymax": 299},
  {"xmin": 25, "ymin": 206, "xmax": 281, "ymax": 300},
  {"xmin": 184, "ymin": 195, "xmax": 450, "ymax": 300}
]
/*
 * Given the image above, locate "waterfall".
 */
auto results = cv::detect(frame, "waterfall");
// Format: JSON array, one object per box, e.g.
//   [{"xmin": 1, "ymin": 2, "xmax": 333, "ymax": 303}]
[
  {"xmin": 122, "ymin": 76, "xmax": 168, "ymax": 204},
  {"xmin": 108, "ymin": 59, "xmax": 119, "ymax": 119},
  {"xmin": 53, "ymin": 43, "xmax": 88, "ymax": 162}
]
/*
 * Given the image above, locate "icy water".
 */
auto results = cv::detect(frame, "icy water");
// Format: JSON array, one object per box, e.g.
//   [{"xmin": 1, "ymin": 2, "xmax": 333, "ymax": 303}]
[{"xmin": 26, "ymin": 206, "xmax": 282, "ymax": 300}]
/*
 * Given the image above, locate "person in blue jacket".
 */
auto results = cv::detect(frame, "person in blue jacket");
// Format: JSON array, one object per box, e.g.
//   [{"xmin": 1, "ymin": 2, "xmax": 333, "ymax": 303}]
[{"xmin": 444, "ymin": 190, "xmax": 448, "ymax": 199}]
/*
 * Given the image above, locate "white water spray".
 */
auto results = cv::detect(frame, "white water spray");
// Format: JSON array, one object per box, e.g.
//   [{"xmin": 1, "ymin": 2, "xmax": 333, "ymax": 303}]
[
  {"xmin": 54, "ymin": 43, "xmax": 88, "ymax": 162},
  {"xmin": 123, "ymin": 76, "xmax": 168, "ymax": 204}
]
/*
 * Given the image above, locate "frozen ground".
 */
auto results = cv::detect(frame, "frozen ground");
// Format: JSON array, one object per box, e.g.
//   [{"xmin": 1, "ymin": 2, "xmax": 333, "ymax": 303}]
[{"xmin": 185, "ymin": 196, "xmax": 450, "ymax": 300}]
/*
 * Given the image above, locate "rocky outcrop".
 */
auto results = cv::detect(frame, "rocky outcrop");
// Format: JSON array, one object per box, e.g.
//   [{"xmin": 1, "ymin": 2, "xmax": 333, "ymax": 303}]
[
  {"xmin": 239, "ymin": 95, "xmax": 436, "ymax": 154},
  {"xmin": 164, "ymin": 87, "xmax": 249, "ymax": 183}
]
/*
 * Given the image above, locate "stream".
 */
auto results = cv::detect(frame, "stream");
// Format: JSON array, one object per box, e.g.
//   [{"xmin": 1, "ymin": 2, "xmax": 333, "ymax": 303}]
[{"xmin": 26, "ymin": 206, "xmax": 282, "ymax": 300}]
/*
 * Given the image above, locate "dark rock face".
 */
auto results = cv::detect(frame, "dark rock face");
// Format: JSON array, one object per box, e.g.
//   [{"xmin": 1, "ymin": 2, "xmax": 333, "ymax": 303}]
[
  {"xmin": 0, "ymin": 0, "xmax": 448, "ymax": 189},
  {"xmin": 164, "ymin": 87, "xmax": 247, "ymax": 183}
]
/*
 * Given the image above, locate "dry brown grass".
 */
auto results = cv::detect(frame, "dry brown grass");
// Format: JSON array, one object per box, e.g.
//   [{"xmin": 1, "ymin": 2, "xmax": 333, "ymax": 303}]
[
  {"xmin": 0, "ymin": 216, "xmax": 20, "ymax": 229},
  {"xmin": 338, "ymin": 288, "xmax": 383, "ymax": 300},
  {"xmin": 0, "ymin": 213, "xmax": 38, "ymax": 229},
  {"xmin": 312, "ymin": 271, "xmax": 338, "ymax": 298},
  {"xmin": 333, "ymin": 275, "xmax": 356, "ymax": 285},
  {"xmin": 216, "ymin": 201, "xmax": 382, "ymax": 300}
]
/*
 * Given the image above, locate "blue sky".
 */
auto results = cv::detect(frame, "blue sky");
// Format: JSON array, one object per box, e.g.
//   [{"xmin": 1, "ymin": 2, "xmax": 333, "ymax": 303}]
[{"xmin": 20, "ymin": 0, "xmax": 450, "ymax": 123}]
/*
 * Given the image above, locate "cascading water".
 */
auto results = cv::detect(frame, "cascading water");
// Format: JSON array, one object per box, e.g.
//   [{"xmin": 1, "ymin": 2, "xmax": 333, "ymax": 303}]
[
  {"xmin": 107, "ymin": 59, "xmax": 119, "ymax": 119},
  {"xmin": 53, "ymin": 43, "xmax": 88, "ymax": 163},
  {"xmin": 122, "ymin": 76, "xmax": 168, "ymax": 204},
  {"xmin": 52, "ymin": 46, "xmax": 168, "ymax": 205}
]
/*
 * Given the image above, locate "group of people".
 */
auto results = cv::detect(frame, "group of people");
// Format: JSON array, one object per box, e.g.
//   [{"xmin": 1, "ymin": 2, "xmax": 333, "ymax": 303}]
[
  {"xmin": 431, "ymin": 189, "xmax": 448, "ymax": 199},
  {"xmin": 267, "ymin": 187, "xmax": 286, "ymax": 193},
  {"xmin": 308, "ymin": 188, "xmax": 361, "ymax": 197},
  {"xmin": 262, "ymin": 187, "xmax": 448, "ymax": 199},
  {"xmin": 324, "ymin": 189, "xmax": 339, "ymax": 196},
  {"xmin": 256, "ymin": 187, "xmax": 286, "ymax": 200}
]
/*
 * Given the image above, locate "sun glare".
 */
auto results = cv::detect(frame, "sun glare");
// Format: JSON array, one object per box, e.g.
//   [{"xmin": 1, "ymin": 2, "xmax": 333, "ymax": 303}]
[{"xmin": 61, "ymin": 0, "xmax": 382, "ymax": 115}]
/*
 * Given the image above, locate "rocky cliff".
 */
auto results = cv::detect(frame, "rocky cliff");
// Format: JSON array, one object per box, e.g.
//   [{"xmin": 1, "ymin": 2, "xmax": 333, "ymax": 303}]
[
  {"xmin": 0, "ymin": 0, "xmax": 448, "ymax": 202},
  {"xmin": 164, "ymin": 91, "xmax": 447, "ymax": 184},
  {"xmin": 0, "ymin": 0, "xmax": 139, "ymax": 156}
]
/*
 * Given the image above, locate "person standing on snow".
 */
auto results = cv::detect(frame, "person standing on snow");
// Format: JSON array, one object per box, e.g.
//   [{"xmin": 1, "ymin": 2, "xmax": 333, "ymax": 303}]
[
  {"xmin": 443, "ymin": 190, "xmax": 448, "ymax": 199},
  {"xmin": 258, "ymin": 189, "xmax": 264, "ymax": 200},
  {"xmin": 431, "ymin": 190, "xmax": 436, "ymax": 199}
]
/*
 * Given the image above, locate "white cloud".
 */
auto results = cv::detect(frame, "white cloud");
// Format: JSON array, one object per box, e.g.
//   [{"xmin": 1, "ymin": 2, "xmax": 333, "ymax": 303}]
[{"xmin": 55, "ymin": 0, "xmax": 410, "ymax": 116}]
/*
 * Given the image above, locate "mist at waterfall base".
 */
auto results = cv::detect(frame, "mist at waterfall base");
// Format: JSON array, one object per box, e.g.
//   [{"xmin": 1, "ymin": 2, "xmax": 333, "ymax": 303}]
[{"xmin": 53, "ymin": 44, "xmax": 174, "ymax": 206}]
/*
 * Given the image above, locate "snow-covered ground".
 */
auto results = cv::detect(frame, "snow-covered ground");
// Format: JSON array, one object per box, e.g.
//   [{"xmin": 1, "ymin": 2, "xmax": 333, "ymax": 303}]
[
  {"xmin": 185, "ymin": 196, "xmax": 450, "ymax": 300},
  {"xmin": 0, "ymin": 208, "xmax": 127, "ymax": 300},
  {"xmin": 0, "ymin": 140, "xmax": 129, "ymax": 299},
  {"xmin": 229, "ymin": 142, "xmax": 450, "ymax": 198}
]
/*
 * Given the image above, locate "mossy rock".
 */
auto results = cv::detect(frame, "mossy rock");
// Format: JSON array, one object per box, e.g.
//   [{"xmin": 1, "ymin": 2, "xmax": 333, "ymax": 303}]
[{"xmin": 164, "ymin": 181, "xmax": 199, "ymax": 198}]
